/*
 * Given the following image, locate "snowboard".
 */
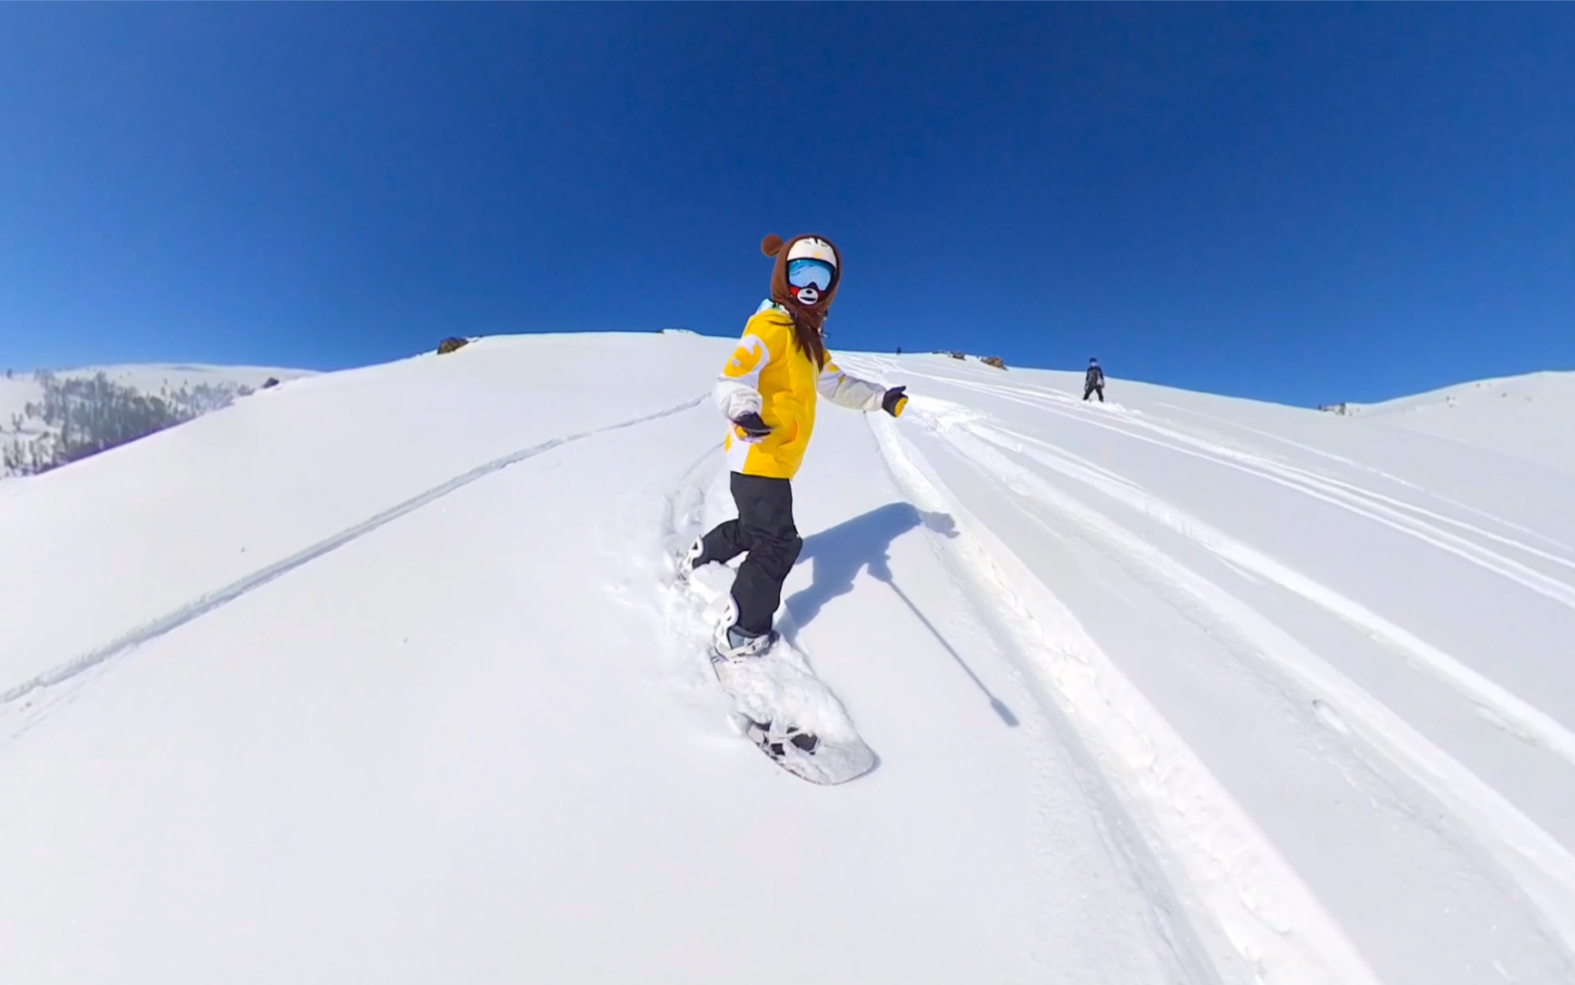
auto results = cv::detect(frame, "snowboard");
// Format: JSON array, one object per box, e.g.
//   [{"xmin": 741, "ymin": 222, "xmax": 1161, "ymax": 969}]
[
  {"xmin": 676, "ymin": 562, "xmax": 877, "ymax": 785},
  {"xmin": 708, "ymin": 640, "xmax": 878, "ymax": 785}
]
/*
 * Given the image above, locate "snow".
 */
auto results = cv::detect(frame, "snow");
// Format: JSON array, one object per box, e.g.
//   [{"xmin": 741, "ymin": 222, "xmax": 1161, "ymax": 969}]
[
  {"xmin": 3, "ymin": 334, "xmax": 1574, "ymax": 984},
  {"xmin": 1345, "ymin": 369, "xmax": 1575, "ymax": 478}
]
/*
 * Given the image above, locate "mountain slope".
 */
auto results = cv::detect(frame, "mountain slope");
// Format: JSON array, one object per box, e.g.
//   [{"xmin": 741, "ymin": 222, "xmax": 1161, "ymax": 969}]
[
  {"xmin": 1, "ymin": 362, "xmax": 318, "ymax": 477},
  {"xmin": 1346, "ymin": 369, "xmax": 1575, "ymax": 477},
  {"xmin": 2, "ymin": 335, "xmax": 1573, "ymax": 984},
  {"xmin": 0, "ymin": 362, "xmax": 317, "ymax": 421}
]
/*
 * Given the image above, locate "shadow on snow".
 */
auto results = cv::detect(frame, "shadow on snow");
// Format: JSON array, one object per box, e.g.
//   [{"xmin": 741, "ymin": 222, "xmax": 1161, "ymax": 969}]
[{"xmin": 785, "ymin": 502, "xmax": 1019, "ymax": 728}]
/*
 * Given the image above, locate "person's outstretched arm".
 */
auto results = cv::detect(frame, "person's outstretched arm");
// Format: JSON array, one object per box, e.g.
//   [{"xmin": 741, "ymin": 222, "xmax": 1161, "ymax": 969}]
[{"xmin": 818, "ymin": 357, "xmax": 908, "ymax": 417}]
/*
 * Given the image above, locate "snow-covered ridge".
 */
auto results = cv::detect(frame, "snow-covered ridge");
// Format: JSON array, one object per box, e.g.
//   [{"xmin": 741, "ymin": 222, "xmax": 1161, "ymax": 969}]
[{"xmin": 2, "ymin": 333, "xmax": 1573, "ymax": 984}]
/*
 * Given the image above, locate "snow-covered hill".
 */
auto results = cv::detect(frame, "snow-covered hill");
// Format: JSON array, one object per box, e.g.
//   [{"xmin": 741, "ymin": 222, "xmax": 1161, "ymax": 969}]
[
  {"xmin": 0, "ymin": 361, "xmax": 316, "ymax": 420},
  {"xmin": 1344, "ymin": 370, "xmax": 1575, "ymax": 478},
  {"xmin": 3, "ymin": 334, "xmax": 1574, "ymax": 984},
  {"xmin": 1, "ymin": 362, "xmax": 317, "ymax": 477}
]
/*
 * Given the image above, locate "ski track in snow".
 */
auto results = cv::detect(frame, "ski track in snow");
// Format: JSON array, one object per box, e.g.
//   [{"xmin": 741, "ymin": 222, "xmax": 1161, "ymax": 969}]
[
  {"xmin": 866, "ymin": 412, "xmax": 1386, "ymax": 985},
  {"xmin": 862, "ymin": 365, "xmax": 1575, "ymax": 751},
  {"xmin": 914, "ymin": 414, "xmax": 1575, "ymax": 956},
  {"xmin": 878, "ymin": 361, "xmax": 1559, "ymax": 551},
  {"xmin": 961, "ymin": 417, "xmax": 1575, "ymax": 770},
  {"xmin": 1027, "ymin": 401, "xmax": 1575, "ymax": 595},
  {"xmin": 899, "ymin": 375, "xmax": 1575, "ymax": 754},
  {"xmin": 839, "ymin": 354, "xmax": 1575, "ymax": 976},
  {"xmin": 899, "ymin": 368, "xmax": 1575, "ymax": 583},
  {"xmin": 0, "ymin": 395, "xmax": 708, "ymax": 728},
  {"xmin": 1150, "ymin": 400, "xmax": 1575, "ymax": 549}
]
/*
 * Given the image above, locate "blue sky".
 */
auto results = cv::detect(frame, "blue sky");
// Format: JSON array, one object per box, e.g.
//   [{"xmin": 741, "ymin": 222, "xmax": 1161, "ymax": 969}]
[{"xmin": 1, "ymin": 4, "xmax": 1571, "ymax": 406}]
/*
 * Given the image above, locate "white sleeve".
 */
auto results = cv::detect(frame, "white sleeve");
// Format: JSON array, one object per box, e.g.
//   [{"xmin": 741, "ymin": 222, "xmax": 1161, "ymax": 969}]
[
  {"xmin": 713, "ymin": 331, "xmax": 769, "ymax": 421},
  {"xmin": 816, "ymin": 360, "xmax": 887, "ymax": 411}
]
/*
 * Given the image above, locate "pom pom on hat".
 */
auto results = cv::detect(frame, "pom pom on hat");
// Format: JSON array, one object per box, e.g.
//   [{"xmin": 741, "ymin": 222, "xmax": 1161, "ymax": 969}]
[{"xmin": 761, "ymin": 234, "xmax": 784, "ymax": 257}]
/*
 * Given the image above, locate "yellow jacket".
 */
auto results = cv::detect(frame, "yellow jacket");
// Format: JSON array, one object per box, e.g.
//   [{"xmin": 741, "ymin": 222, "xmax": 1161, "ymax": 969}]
[{"xmin": 714, "ymin": 302, "xmax": 888, "ymax": 479}]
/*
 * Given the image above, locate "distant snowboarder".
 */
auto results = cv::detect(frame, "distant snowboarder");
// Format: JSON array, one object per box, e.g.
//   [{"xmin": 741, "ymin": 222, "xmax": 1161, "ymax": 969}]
[
  {"xmin": 1083, "ymin": 357, "xmax": 1105, "ymax": 402},
  {"xmin": 679, "ymin": 233, "xmax": 909, "ymax": 660}
]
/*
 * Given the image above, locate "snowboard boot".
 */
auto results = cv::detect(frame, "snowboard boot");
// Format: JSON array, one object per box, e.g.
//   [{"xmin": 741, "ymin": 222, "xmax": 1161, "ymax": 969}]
[
  {"xmin": 711, "ymin": 597, "xmax": 778, "ymax": 661},
  {"xmin": 715, "ymin": 624, "xmax": 778, "ymax": 661}
]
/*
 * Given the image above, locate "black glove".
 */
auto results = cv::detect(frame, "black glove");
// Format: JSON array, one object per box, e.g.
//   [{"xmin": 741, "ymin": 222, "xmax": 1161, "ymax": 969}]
[
  {"xmin": 881, "ymin": 386, "xmax": 909, "ymax": 418},
  {"xmin": 731, "ymin": 411, "xmax": 772, "ymax": 442}
]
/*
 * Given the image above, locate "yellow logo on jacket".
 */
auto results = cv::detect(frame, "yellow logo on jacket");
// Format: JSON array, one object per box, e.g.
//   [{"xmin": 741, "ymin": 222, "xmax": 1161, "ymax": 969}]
[{"xmin": 726, "ymin": 342, "xmax": 762, "ymax": 377}]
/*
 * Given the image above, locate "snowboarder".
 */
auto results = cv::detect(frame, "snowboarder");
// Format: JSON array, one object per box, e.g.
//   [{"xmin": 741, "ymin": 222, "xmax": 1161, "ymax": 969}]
[
  {"xmin": 1083, "ymin": 357, "xmax": 1105, "ymax": 402},
  {"xmin": 680, "ymin": 233, "xmax": 909, "ymax": 660}
]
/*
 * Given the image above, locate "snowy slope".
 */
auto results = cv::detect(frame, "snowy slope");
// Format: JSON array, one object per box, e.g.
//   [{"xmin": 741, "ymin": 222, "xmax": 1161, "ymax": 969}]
[
  {"xmin": 3, "ymin": 335, "xmax": 1575, "ymax": 984},
  {"xmin": 1345, "ymin": 370, "xmax": 1575, "ymax": 478}
]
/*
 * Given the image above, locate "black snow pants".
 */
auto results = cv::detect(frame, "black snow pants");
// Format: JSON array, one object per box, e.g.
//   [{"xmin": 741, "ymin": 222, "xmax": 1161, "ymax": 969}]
[
  {"xmin": 695, "ymin": 472, "xmax": 802, "ymax": 636},
  {"xmin": 1083, "ymin": 382, "xmax": 1105, "ymax": 402}
]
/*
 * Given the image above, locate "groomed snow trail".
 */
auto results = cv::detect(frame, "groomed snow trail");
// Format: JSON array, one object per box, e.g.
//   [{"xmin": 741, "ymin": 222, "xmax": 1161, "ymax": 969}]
[{"xmin": 4, "ymin": 337, "xmax": 1574, "ymax": 984}]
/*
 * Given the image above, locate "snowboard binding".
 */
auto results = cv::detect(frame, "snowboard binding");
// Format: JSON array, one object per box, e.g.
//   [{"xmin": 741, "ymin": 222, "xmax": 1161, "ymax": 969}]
[{"xmin": 737, "ymin": 713, "xmax": 821, "ymax": 759}]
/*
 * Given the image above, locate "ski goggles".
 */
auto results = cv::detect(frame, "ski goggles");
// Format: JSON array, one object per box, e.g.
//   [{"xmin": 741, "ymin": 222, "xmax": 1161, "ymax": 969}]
[{"xmin": 787, "ymin": 258, "xmax": 836, "ymax": 291}]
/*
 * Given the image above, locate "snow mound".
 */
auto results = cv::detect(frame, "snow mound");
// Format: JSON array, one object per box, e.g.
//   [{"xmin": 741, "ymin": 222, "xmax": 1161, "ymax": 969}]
[{"xmin": 2, "ymin": 334, "xmax": 1574, "ymax": 984}]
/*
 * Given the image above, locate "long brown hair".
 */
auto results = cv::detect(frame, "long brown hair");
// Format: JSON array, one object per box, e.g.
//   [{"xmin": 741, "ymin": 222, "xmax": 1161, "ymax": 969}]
[{"xmin": 783, "ymin": 302, "xmax": 828, "ymax": 369}]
